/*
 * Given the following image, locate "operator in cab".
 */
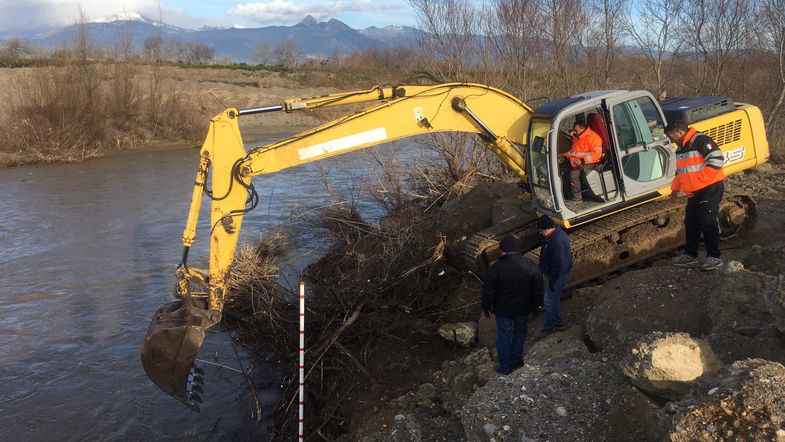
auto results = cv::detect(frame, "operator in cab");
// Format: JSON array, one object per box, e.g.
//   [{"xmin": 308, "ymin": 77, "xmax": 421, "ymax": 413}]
[
  {"xmin": 666, "ymin": 120, "xmax": 725, "ymax": 271},
  {"xmin": 561, "ymin": 117, "xmax": 604, "ymax": 202}
]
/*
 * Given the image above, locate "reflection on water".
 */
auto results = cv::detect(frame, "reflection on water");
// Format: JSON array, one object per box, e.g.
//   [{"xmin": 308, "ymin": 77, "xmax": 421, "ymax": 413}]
[{"xmin": 0, "ymin": 134, "xmax": 412, "ymax": 441}]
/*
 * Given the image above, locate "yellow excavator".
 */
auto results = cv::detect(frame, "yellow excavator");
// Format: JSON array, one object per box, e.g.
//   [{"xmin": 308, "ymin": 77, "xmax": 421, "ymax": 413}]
[{"xmin": 141, "ymin": 83, "xmax": 769, "ymax": 410}]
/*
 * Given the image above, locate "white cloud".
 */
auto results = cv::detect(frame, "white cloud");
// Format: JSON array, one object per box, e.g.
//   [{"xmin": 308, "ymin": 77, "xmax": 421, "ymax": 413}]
[
  {"xmin": 0, "ymin": 0, "xmax": 211, "ymax": 31},
  {"xmin": 227, "ymin": 0, "xmax": 402, "ymax": 24}
]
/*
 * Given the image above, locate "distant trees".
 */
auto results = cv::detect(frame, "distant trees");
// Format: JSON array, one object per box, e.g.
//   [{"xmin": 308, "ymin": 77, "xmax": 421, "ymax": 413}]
[
  {"xmin": 273, "ymin": 39, "xmax": 304, "ymax": 68},
  {"xmin": 183, "ymin": 42, "xmax": 215, "ymax": 64},
  {"xmin": 253, "ymin": 42, "xmax": 275, "ymax": 65},
  {"xmin": 253, "ymin": 39, "xmax": 304, "ymax": 67},
  {"xmin": 143, "ymin": 35, "xmax": 163, "ymax": 62}
]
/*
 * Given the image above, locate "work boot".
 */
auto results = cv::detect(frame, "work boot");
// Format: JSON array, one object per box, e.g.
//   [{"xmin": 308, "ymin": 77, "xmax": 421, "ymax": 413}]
[
  {"xmin": 701, "ymin": 257, "xmax": 722, "ymax": 271},
  {"xmin": 672, "ymin": 254, "xmax": 699, "ymax": 268},
  {"xmin": 533, "ymin": 329, "xmax": 553, "ymax": 340}
]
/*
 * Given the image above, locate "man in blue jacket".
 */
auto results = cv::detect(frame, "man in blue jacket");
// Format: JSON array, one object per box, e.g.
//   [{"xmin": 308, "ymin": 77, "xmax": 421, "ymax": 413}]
[
  {"xmin": 536, "ymin": 215, "xmax": 572, "ymax": 338},
  {"xmin": 482, "ymin": 235, "xmax": 544, "ymax": 374}
]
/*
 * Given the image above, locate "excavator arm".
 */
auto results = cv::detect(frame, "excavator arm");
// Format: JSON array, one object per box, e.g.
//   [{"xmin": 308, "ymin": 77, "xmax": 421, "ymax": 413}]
[{"xmin": 141, "ymin": 83, "xmax": 533, "ymax": 409}]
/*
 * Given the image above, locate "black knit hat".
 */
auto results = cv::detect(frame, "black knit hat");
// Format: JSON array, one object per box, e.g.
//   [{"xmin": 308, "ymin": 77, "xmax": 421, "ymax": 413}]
[
  {"xmin": 536, "ymin": 215, "xmax": 556, "ymax": 229},
  {"xmin": 499, "ymin": 235, "xmax": 517, "ymax": 253}
]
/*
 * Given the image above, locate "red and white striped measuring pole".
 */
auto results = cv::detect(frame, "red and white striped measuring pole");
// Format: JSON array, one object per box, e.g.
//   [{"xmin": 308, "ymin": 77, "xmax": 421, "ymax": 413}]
[{"xmin": 298, "ymin": 281, "xmax": 305, "ymax": 440}]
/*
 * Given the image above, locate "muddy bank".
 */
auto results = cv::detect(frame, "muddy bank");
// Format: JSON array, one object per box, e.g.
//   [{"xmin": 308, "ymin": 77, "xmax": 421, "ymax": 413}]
[{"xmin": 227, "ymin": 162, "xmax": 785, "ymax": 441}]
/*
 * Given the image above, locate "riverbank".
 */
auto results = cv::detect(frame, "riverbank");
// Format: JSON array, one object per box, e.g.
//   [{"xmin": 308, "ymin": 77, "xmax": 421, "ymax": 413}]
[
  {"xmin": 0, "ymin": 65, "xmax": 340, "ymax": 167},
  {"xmin": 229, "ymin": 163, "xmax": 785, "ymax": 440}
]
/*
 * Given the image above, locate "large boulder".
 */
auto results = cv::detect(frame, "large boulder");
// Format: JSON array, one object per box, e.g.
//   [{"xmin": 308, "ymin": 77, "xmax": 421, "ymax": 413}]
[
  {"xmin": 663, "ymin": 359, "xmax": 785, "ymax": 441},
  {"xmin": 620, "ymin": 332, "xmax": 722, "ymax": 400},
  {"xmin": 461, "ymin": 357, "xmax": 634, "ymax": 441},
  {"xmin": 437, "ymin": 322, "xmax": 477, "ymax": 347},
  {"xmin": 525, "ymin": 324, "xmax": 592, "ymax": 364}
]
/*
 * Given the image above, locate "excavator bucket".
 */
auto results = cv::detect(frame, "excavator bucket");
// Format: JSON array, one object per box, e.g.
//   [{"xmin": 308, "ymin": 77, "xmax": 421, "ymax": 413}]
[{"xmin": 141, "ymin": 299, "xmax": 221, "ymax": 412}]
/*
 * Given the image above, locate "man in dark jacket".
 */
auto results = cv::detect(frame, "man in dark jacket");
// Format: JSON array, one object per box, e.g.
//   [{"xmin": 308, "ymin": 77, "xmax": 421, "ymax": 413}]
[
  {"xmin": 482, "ymin": 235, "xmax": 544, "ymax": 374},
  {"xmin": 536, "ymin": 215, "xmax": 572, "ymax": 338}
]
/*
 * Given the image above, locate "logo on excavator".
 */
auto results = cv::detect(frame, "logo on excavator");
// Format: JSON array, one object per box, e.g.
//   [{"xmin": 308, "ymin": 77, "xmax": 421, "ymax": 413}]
[{"xmin": 724, "ymin": 146, "xmax": 745, "ymax": 165}]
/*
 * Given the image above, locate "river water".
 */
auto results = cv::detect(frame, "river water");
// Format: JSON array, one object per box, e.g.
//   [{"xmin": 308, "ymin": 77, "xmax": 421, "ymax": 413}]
[{"xmin": 0, "ymin": 134, "xmax": 407, "ymax": 440}]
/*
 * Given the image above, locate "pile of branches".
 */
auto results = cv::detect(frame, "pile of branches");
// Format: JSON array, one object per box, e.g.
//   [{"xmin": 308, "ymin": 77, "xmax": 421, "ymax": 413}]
[
  {"xmin": 223, "ymin": 136, "xmax": 502, "ymax": 440},
  {"xmin": 224, "ymin": 203, "xmax": 460, "ymax": 440}
]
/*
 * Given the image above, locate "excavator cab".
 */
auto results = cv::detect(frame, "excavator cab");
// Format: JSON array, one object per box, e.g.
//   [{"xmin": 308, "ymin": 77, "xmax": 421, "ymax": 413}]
[{"xmin": 526, "ymin": 90, "xmax": 677, "ymax": 227}]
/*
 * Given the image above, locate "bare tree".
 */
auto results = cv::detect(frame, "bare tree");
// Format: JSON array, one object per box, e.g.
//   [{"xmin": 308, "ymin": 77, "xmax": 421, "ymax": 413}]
[
  {"xmin": 1, "ymin": 38, "xmax": 35, "ymax": 58},
  {"xmin": 483, "ymin": 0, "xmax": 545, "ymax": 99},
  {"xmin": 144, "ymin": 35, "xmax": 163, "ymax": 62},
  {"xmin": 625, "ymin": 0, "xmax": 684, "ymax": 96},
  {"xmin": 760, "ymin": 0, "xmax": 785, "ymax": 127},
  {"xmin": 253, "ymin": 42, "xmax": 275, "ymax": 65},
  {"xmin": 409, "ymin": 0, "xmax": 482, "ymax": 81},
  {"xmin": 681, "ymin": 0, "xmax": 757, "ymax": 95},
  {"xmin": 274, "ymin": 39, "xmax": 304, "ymax": 68},
  {"xmin": 583, "ymin": 0, "xmax": 630, "ymax": 88},
  {"xmin": 540, "ymin": 0, "xmax": 589, "ymax": 96},
  {"xmin": 113, "ymin": 20, "xmax": 135, "ymax": 61},
  {"xmin": 183, "ymin": 42, "xmax": 214, "ymax": 64},
  {"xmin": 164, "ymin": 39, "xmax": 184, "ymax": 62},
  {"xmin": 73, "ymin": 7, "xmax": 91, "ymax": 65}
]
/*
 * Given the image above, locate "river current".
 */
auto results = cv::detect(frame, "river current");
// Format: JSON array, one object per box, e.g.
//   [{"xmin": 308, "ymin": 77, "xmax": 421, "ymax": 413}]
[{"xmin": 0, "ymin": 133, "xmax": 406, "ymax": 440}]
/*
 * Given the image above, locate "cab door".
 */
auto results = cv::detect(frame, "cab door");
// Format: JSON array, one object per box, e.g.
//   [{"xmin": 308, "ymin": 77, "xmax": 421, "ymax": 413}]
[{"xmin": 604, "ymin": 93, "xmax": 675, "ymax": 198}]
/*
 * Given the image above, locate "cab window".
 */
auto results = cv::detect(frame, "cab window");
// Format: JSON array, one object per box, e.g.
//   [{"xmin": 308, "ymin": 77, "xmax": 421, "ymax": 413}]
[
  {"xmin": 612, "ymin": 97, "xmax": 667, "ymax": 149},
  {"xmin": 622, "ymin": 149, "xmax": 667, "ymax": 182},
  {"xmin": 612, "ymin": 96, "xmax": 668, "ymax": 182}
]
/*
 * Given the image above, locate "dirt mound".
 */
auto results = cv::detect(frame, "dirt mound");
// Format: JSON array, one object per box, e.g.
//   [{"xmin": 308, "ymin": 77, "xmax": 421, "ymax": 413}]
[
  {"xmin": 436, "ymin": 180, "xmax": 522, "ymax": 240},
  {"xmin": 663, "ymin": 359, "xmax": 785, "ymax": 441},
  {"xmin": 586, "ymin": 264, "xmax": 785, "ymax": 364},
  {"xmin": 586, "ymin": 266, "xmax": 712, "ymax": 351}
]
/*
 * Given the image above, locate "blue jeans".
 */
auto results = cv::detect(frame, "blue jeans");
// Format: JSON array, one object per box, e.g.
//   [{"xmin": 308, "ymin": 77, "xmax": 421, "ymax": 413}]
[
  {"xmin": 495, "ymin": 314, "xmax": 529, "ymax": 371},
  {"xmin": 542, "ymin": 270, "xmax": 571, "ymax": 332}
]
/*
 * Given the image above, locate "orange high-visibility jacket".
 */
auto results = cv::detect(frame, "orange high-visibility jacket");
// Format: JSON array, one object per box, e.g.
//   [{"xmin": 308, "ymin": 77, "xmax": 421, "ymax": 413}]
[
  {"xmin": 565, "ymin": 127, "xmax": 603, "ymax": 165},
  {"xmin": 671, "ymin": 127, "xmax": 724, "ymax": 196}
]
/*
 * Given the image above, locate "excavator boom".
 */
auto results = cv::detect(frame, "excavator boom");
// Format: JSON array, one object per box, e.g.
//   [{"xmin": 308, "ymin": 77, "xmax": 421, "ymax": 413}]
[{"xmin": 141, "ymin": 83, "xmax": 534, "ymax": 408}]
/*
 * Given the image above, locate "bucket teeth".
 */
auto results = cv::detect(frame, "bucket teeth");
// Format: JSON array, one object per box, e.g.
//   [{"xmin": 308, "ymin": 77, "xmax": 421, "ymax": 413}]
[
  {"xmin": 190, "ymin": 383, "xmax": 204, "ymax": 394},
  {"xmin": 189, "ymin": 392, "xmax": 203, "ymax": 403}
]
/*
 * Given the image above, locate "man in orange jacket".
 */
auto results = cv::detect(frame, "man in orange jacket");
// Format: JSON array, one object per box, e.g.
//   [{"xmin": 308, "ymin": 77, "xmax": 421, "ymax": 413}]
[
  {"xmin": 562, "ymin": 118, "xmax": 604, "ymax": 201},
  {"xmin": 666, "ymin": 120, "xmax": 725, "ymax": 271}
]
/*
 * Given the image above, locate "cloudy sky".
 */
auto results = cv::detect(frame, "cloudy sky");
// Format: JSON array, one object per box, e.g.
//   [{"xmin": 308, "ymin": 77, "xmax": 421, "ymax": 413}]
[{"xmin": 0, "ymin": 0, "xmax": 420, "ymax": 31}]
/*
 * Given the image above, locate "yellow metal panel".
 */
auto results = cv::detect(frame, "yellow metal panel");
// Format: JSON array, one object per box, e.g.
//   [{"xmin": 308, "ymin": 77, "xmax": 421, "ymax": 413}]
[
  {"xmin": 246, "ymin": 84, "xmax": 532, "ymax": 178},
  {"xmin": 691, "ymin": 104, "xmax": 769, "ymax": 174}
]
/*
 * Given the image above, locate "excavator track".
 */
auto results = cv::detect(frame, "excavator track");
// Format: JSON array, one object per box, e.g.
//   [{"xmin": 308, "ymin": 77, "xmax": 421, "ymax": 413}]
[{"xmin": 462, "ymin": 194, "xmax": 757, "ymax": 287}]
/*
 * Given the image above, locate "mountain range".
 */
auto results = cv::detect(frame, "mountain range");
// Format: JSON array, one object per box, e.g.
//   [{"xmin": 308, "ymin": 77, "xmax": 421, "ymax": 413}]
[{"xmin": 0, "ymin": 13, "xmax": 423, "ymax": 62}]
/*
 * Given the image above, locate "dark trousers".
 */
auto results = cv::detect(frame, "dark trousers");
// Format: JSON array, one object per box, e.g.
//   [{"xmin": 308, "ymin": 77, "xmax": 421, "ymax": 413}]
[
  {"xmin": 561, "ymin": 162, "xmax": 601, "ymax": 201},
  {"xmin": 495, "ymin": 314, "xmax": 529, "ymax": 371},
  {"xmin": 684, "ymin": 181, "xmax": 724, "ymax": 258}
]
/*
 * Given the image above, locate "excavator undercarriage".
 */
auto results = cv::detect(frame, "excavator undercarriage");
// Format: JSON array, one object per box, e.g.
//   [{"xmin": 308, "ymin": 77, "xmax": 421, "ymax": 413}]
[{"xmin": 464, "ymin": 194, "xmax": 758, "ymax": 285}]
